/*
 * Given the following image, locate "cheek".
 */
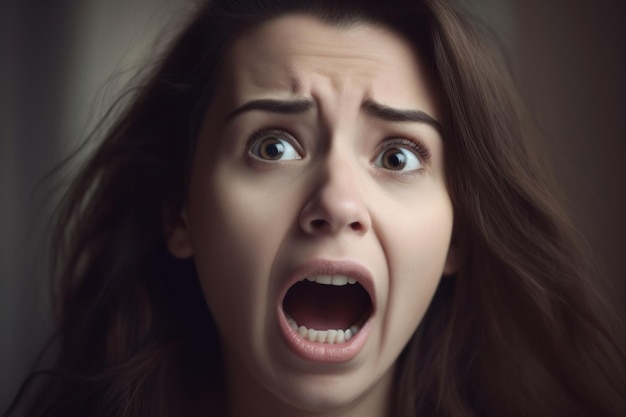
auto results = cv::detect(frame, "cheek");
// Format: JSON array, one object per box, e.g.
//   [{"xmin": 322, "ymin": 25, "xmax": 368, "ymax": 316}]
[
  {"xmin": 186, "ymin": 166, "xmax": 300, "ymax": 340},
  {"xmin": 381, "ymin": 192, "xmax": 453, "ymax": 344}
]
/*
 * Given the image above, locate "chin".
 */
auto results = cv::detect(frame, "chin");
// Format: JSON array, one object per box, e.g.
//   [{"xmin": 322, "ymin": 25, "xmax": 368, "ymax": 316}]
[{"xmin": 268, "ymin": 371, "xmax": 379, "ymax": 413}]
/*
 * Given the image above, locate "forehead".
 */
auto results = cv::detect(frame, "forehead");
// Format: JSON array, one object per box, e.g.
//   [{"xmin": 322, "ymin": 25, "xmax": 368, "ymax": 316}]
[{"xmin": 218, "ymin": 14, "xmax": 439, "ymax": 117}]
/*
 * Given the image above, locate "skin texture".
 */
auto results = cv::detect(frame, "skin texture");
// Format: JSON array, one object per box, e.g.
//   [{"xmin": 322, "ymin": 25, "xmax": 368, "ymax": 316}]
[{"xmin": 169, "ymin": 15, "xmax": 456, "ymax": 417}]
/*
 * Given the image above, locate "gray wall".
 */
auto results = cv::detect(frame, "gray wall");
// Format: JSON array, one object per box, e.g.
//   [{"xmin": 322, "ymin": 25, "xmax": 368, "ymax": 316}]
[
  {"xmin": 2, "ymin": 0, "xmax": 625, "ymax": 410},
  {"xmin": 512, "ymin": 1, "xmax": 626, "ymax": 308}
]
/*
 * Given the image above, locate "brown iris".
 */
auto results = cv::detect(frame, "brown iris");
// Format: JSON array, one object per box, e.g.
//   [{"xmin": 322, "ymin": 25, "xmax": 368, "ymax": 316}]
[
  {"xmin": 258, "ymin": 137, "xmax": 285, "ymax": 160},
  {"xmin": 381, "ymin": 148, "xmax": 407, "ymax": 170}
]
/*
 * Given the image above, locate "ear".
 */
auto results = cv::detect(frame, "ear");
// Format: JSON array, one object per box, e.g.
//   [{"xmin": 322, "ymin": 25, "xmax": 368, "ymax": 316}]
[{"xmin": 166, "ymin": 209, "xmax": 193, "ymax": 259}]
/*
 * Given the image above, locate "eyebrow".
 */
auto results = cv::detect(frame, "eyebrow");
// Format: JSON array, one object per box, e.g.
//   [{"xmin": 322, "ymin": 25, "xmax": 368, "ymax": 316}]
[
  {"xmin": 225, "ymin": 97, "xmax": 442, "ymax": 131},
  {"xmin": 226, "ymin": 98, "xmax": 315, "ymax": 121},
  {"xmin": 362, "ymin": 99, "xmax": 442, "ymax": 131}
]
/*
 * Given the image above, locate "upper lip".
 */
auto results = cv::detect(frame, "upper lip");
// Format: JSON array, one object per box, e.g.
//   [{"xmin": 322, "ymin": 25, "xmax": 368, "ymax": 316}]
[{"xmin": 279, "ymin": 258, "xmax": 377, "ymax": 314}]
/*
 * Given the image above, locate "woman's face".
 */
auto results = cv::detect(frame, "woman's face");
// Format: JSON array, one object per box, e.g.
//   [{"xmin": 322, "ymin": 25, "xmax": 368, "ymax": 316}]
[{"xmin": 169, "ymin": 14, "xmax": 455, "ymax": 414}]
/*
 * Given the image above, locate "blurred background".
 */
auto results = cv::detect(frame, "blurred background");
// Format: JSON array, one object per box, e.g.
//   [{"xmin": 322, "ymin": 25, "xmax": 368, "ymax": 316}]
[{"xmin": 1, "ymin": 0, "xmax": 625, "ymax": 410}]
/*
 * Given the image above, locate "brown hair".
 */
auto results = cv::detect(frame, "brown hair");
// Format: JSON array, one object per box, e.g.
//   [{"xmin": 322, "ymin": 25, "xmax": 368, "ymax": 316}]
[{"xmin": 7, "ymin": 0, "xmax": 625, "ymax": 416}]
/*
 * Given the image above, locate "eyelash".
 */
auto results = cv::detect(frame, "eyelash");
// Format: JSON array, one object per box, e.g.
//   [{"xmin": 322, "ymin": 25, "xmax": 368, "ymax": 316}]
[
  {"xmin": 376, "ymin": 137, "xmax": 431, "ymax": 164},
  {"xmin": 246, "ymin": 127, "xmax": 302, "ymax": 156},
  {"xmin": 246, "ymin": 127, "xmax": 296, "ymax": 145},
  {"xmin": 245, "ymin": 128, "xmax": 431, "ymax": 168}
]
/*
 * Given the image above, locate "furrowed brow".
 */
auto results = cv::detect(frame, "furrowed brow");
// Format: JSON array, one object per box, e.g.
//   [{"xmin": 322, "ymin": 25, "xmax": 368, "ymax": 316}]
[
  {"xmin": 362, "ymin": 99, "xmax": 441, "ymax": 131},
  {"xmin": 226, "ymin": 98, "xmax": 315, "ymax": 121}
]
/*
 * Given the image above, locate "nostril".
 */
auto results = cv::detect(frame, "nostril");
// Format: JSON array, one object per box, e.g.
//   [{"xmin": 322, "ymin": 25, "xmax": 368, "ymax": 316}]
[
  {"xmin": 349, "ymin": 221, "xmax": 364, "ymax": 232},
  {"xmin": 311, "ymin": 219, "xmax": 328, "ymax": 230},
  {"xmin": 307, "ymin": 219, "xmax": 367, "ymax": 233}
]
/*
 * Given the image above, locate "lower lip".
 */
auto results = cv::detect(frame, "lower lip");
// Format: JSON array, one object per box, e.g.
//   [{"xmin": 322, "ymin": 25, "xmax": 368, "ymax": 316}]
[{"xmin": 278, "ymin": 310, "xmax": 372, "ymax": 363}]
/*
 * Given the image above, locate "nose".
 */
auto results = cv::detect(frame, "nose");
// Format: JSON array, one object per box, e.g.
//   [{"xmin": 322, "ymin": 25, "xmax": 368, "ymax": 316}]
[{"xmin": 299, "ymin": 156, "xmax": 372, "ymax": 236}]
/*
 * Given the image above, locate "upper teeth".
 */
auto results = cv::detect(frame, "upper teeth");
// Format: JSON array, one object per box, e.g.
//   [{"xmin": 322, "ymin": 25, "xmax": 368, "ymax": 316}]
[{"xmin": 304, "ymin": 275, "xmax": 357, "ymax": 286}]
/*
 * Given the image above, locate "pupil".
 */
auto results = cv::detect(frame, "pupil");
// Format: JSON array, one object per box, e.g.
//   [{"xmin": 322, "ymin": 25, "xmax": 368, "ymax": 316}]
[
  {"xmin": 384, "ymin": 150, "xmax": 405, "ymax": 170},
  {"xmin": 262, "ymin": 140, "xmax": 284, "ymax": 159}
]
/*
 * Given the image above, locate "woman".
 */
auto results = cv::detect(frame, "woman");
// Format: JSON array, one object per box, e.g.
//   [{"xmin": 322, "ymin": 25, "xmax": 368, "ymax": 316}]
[{"xmin": 7, "ymin": 0, "xmax": 625, "ymax": 416}]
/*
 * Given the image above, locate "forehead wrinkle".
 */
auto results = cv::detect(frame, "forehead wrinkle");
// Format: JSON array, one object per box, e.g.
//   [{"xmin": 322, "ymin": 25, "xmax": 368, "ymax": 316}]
[
  {"xmin": 226, "ymin": 15, "xmax": 439, "ymax": 127},
  {"xmin": 230, "ymin": 18, "xmax": 417, "ymax": 103},
  {"xmin": 288, "ymin": 71, "xmax": 363, "ymax": 131},
  {"xmin": 288, "ymin": 56, "xmax": 379, "ymax": 100},
  {"xmin": 289, "ymin": 47, "xmax": 392, "ymax": 64},
  {"xmin": 285, "ymin": 44, "xmax": 391, "ymax": 75}
]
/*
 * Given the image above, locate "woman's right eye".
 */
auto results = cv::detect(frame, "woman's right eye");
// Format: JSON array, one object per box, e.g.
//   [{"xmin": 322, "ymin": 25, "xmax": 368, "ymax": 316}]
[{"xmin": 248, "ymin": 129, "xmax": 302, "ymax": 161}]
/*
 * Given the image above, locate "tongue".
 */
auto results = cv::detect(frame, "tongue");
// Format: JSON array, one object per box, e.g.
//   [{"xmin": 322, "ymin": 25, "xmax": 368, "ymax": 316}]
[{"xmin": 283, "ymin": 281, "xmax": 370, "ymax": 330}]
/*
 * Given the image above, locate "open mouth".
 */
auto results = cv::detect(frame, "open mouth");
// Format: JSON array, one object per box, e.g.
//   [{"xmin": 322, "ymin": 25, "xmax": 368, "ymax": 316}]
[{"xmin": 282, "ymin": 275, "xmax": 373, "ymax": 344}]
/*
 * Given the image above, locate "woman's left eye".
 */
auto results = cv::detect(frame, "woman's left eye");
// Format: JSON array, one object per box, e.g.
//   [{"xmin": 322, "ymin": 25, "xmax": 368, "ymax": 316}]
[
  {"xmin": 248, "ymin": 129, "xmax": 301, "ymax": 161},
  {"xmin": 374, "ymin": 146, "xmax": 422, "ymax": 171}
]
